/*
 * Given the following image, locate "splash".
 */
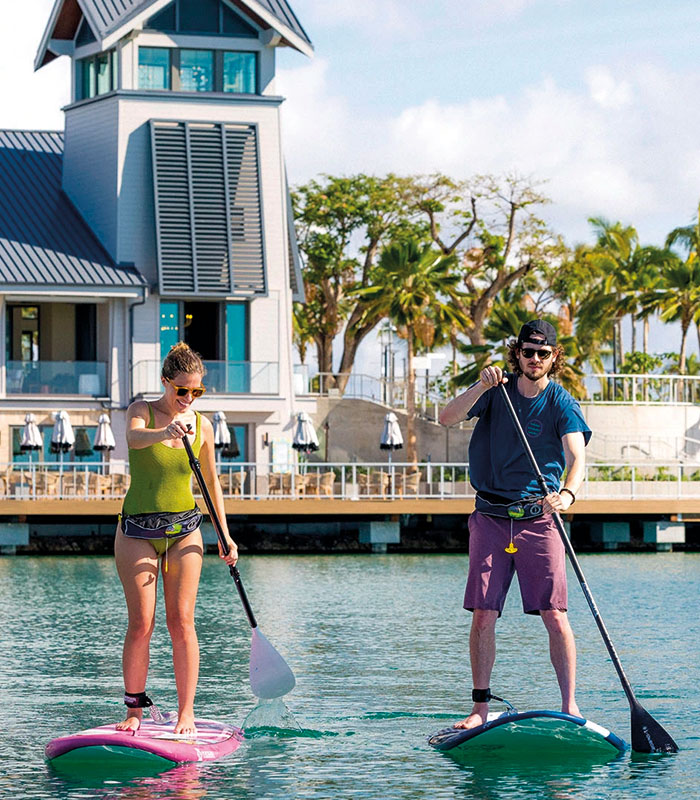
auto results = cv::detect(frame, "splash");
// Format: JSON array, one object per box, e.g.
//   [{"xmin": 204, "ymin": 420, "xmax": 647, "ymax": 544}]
[
  {"xmin": 242, "ymin": 698, "xmax": 339, "ymax": 739},
  {"xmin": 242, "ymin": 697, "xmax": 302, "ymax": 734}
]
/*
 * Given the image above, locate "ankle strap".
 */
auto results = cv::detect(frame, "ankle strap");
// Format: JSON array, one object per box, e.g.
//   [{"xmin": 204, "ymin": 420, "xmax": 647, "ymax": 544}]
[{"xmin": 124, "ymin": 691, "xmax": 153, "ymax": 709}]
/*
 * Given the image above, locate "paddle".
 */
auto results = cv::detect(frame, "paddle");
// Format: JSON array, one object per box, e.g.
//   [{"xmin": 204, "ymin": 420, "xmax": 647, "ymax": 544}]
[
  {"xmin": 182, "ymin": 432, "xmax": 296, "ymax": 699},
  {"xmin": 497, "ymin": 382, "xmax": 678, "ymax": 754}
]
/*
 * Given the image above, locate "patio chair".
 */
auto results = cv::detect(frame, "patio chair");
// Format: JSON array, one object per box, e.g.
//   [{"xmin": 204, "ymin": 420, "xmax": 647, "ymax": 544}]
[
  {"xmin": 358, "ymin": 471, "xmax": 389, "ymax": 497},
  {"xmin": 219, "ymin": 471, "xmax": 247, "ymax": 497},
  {"xmin": 318, "ymin": 470, "xmax": 336, "ymax": 497},
  {"xmin": 34, "ymin": 470, "xmax": 60, "ymax": 497},
  {"xmin": 399, "ymin": 469, "xmax": 421, "ymax": 497}
]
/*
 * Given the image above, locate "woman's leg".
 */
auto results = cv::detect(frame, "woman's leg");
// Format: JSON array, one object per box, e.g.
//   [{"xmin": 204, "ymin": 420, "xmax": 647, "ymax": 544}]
[
  {"xmin": 162, "ymin": 530, "xmax": 204, "ymax": 735},
  {"xmin": 114, "ymin": 524, "xmax": 159, "ymax": 731}
]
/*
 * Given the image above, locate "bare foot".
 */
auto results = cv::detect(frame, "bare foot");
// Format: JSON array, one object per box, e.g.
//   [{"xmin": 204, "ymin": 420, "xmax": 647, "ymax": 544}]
[
  {"xmin": 453, "ymin": 703, "xmax": 489, "ymax": 730},
  {"xmin": 116, "ymin": 711, "xmax": 142, "ymax": 732},
  {"xmin": 563, "ymin": 703, "xmax": 582, "ymax": 719},
  {"xmin": 174, "ymin": 711, "xmax": 197, "ymax": 736}
]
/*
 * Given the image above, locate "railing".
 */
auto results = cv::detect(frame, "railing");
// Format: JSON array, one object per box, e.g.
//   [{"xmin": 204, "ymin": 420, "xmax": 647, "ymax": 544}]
[
  {"xmin": 6, "ymin": 361, "xmax": 107, "ymax": 395},
  {"xmin": 3, "ymin": 461, "xmax": 700, "ymax": 502},
  {"xmin": 132, "ymin": 360, "xmax": 279, "ymax": 395},
  {"xmin": 294, "ymin": 367, "xmax": 700, "ymax": 415},
  {"xmin": 583, "ymin": 373, "xmax": 700, "ymax": 404}
]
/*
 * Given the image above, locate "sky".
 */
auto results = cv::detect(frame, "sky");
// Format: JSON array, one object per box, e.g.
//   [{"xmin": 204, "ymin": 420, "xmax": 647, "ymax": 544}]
[{"xmin": 2, "ymin": 0, "xmax": 699, "ymax": 369}]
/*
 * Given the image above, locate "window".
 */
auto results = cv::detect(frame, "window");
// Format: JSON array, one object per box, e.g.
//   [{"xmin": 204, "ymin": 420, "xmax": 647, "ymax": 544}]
[
  {"xmin": 160, "ymin": 301, "xmax": 180, "ymax": 356},
  {"xmin": 139, "ymin": 47, "xmax": 171, "ymax": 90},
  {"xmin": 78, "ymin": 50, "xmax": 117, "ymax": 100},
  {"xmin": 180, "ymin": 49, "xmax": 213, "ymax": 92},
  {"xmin": 11, "ymin": 426, "xmax": 99, "ymax": 465},
  {"xmin": 223, "ymin": 52, "xmax": 256, "ymax": 94},
  {"xmin": 145, "ymin": 0, "xmax": 257, "ymax": 37}
]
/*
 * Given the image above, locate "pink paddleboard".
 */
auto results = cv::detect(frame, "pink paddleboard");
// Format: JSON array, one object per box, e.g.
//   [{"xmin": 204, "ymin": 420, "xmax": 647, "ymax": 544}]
[{"xmin": 46, "ymin": 718, "xmax": 244, "ymax": 768}]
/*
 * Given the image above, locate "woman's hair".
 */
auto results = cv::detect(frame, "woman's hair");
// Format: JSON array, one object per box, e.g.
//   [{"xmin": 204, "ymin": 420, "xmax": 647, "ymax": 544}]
[
  {"xmin": 506, "ymin": 340, "xmax": 565, "ymax": 378},
  {"xmin": 162, "ymin": 342, "xmax": 206, "ymax": 380}
]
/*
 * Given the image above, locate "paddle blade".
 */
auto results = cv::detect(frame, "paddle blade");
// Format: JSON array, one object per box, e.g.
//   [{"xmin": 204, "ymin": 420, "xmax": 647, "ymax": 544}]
[
  {"xmin": 249, "ymin": 628, "xmax": 296, "ymax": 699},
  {"xmin": 630, "ymin": 702, "xmax": 678, "ymax": 753}
]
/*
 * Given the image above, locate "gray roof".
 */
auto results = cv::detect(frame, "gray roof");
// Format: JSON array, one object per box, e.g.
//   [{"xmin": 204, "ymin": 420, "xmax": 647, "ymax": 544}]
[
  {"xmin": 0, "ymin": 130, "xmax": 146, "ymax": 291},
  {"xmin": 38, "ymin": 0, "xmax": 312, "ymax": 67}
]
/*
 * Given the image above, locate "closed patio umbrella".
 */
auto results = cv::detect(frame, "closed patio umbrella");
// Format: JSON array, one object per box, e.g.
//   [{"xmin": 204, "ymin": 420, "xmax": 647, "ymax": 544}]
[
  {"xmin": 20, "ymin": 413, "xmax": 43, "ymax": 458},
  {"xmin": 212, "ymin": 411, "xmax": 240, "ymax": 463},
  {"xmin": 292, "ymin": 412, "xmax": 319, "ymax": 455},
  {"xmin": 94, "ymin": 414, "xmax": 116, "ymax": 452},
  {"xmin": 51, "ymin": 411, "xmax": 75, "ymax": 466},
  {"xmin": 380, "ymin": 412, "xmax": 403, "ymax": 464}
]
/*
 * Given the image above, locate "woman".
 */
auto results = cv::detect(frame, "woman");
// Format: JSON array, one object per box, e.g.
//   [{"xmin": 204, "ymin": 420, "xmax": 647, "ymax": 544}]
[{"xmin": 115, "ymin": 342, "xmax": 238, "ymax": 734}]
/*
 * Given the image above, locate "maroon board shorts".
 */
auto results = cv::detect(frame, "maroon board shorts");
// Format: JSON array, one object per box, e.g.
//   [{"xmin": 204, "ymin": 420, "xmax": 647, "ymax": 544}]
[{"xmin": 464, "ymin": 510, "xmax": 568, "ymax": 616}]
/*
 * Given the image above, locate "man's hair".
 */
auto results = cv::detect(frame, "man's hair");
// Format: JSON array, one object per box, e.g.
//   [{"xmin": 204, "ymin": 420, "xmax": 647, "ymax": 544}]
[
  {"xmin": 506, "ymin": 340, "xmax": 565, "ymax": 378},
  {"xmin": 162, "ymin": 341, "xmax": 206, "ymax": 379}
]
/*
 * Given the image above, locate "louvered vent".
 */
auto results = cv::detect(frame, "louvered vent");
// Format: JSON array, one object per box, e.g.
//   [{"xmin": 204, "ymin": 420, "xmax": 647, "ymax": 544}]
[{"xmin": 151, "ymin": 120, "xmax": 266, "ymax": 296}]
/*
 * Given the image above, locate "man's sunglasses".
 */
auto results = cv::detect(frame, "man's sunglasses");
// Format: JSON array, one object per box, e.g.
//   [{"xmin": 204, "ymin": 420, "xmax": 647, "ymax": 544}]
[
  {"xmin": 520, "ymin": 347, "xmax": 553, "ymax": 360},
  {"xmin": 166, "ymin": 377, "xmax": 206, "ymax": 398}
]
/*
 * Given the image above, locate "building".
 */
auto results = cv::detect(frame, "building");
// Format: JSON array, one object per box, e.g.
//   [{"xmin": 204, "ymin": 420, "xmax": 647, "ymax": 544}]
[{"xmin": 0, "ymin": 0, "xmax": 311, "ymax": 473}]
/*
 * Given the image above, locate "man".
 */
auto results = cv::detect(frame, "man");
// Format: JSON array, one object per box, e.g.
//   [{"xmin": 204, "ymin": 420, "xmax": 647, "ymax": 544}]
[{"xmin": 439, "ymin": 320, "xmax": 591, "ymax": 729}]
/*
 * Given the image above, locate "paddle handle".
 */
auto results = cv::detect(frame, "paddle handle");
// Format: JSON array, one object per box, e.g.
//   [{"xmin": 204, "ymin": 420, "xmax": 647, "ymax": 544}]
[
  {"xmin": 496, "ymin": 383, "xmax": 638, "ymax": 708},
  {"xmin": 182, "ymin": 432, "xmax": 258, "ymax": 629}
]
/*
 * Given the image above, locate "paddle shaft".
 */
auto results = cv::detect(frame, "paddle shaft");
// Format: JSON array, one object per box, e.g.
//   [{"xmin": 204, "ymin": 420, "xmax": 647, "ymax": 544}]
[
  {"xmin": 182, "ymin": 433, "xmax": 258, "ymax": 629},
  {"xmin": 496, "ymin": 384, "xmax": 641, "ymax": 698}
]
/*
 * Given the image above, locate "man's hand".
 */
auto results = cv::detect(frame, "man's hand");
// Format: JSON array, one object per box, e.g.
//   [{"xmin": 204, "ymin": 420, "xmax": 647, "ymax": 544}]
[
  {"xmin": 480, "ymin": 365, "xmax": 508, "ymax": 388},
  {"xmin": 543, "ymin": 491, "xmax": 573, "ymax": 515}
]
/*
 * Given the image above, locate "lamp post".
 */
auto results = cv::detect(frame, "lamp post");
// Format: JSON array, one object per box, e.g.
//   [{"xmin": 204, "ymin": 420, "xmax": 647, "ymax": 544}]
[{"xmin": 378, "ymin": 321, "xmax": 397, "ymax": 406}]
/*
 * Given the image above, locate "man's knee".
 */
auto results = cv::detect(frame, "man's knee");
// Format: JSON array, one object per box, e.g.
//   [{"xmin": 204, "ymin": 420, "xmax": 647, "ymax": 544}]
[
  {"xmin": 471, "ymin": 609, "xmax": 499, "ymax": 633},
  {"xmin": 540, "ymin": 609, "xmax": 572, "ymax": 635}
]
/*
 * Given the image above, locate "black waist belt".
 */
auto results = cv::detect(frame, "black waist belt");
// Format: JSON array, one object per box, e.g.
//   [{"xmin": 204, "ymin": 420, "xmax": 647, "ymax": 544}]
[
  {"xmin": 120, "ymin": 507, "xmax": 203, "ymax": 540},
  {"xmin": 475, "ymin": 493, "xmax": 545, "ymax": 520}
]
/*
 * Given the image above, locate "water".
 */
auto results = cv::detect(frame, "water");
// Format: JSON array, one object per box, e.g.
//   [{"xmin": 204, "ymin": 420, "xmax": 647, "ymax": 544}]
[{"xmin": 1, "ymin": 552, "xmax": 698, "ymax": 799}]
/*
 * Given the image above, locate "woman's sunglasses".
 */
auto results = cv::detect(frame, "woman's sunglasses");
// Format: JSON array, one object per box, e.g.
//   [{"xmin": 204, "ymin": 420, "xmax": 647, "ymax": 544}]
[
  {"xmin": 520, "ymin": 347, "xmax": 553, "ymax": 360},
  {"xmin": 165, "ymin": 377, "xmax": 206, "ymax": 398}
]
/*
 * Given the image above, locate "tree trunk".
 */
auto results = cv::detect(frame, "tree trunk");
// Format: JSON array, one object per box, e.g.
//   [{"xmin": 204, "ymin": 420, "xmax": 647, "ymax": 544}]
[
  {"xmin": 406, "ymin": 335, "xmax": 418, "ymax": 466},
  {"xmin": 631, "ymin": 315, "xmax": 636, "ymax": 354},
  {"xmin": 616, "ymin": 318, "xmax": 624, "ymax": 369},
  {"xmin": 643, "ymin": 318, "xmax": 649, "ymax": 355},
  {"xmin": 679, "ymin": 324, "xmax": 688, "ymax": 374},
  {"xmin": 315, "ymin": 335, "xmax": 336, "ymax": 392}
]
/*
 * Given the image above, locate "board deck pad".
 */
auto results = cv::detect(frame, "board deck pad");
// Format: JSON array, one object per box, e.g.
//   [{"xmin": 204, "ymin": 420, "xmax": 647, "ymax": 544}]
[
  {"xmin": 46, "ymin": 718, "xmax": 244, "ymax": 768},
  {"xmin": 429, "ymin": 710, "xmax": 627, "ymax": 758}
]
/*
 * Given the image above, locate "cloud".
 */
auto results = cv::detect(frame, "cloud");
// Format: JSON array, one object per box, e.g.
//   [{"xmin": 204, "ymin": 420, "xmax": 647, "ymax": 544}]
[{"xmin": 280, "ymin": 58, "xmax": 700, "ymax": 244}]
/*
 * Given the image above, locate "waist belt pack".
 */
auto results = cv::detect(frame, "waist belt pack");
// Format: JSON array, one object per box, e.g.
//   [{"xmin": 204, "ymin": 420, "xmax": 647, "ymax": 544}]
[
  {"xmin": 475, "ymin": 493, "xmax": 545, "ymax": 520},
  {"xmin": 120, "ymin": 507, "xmax": 203, "ymax": 540}
]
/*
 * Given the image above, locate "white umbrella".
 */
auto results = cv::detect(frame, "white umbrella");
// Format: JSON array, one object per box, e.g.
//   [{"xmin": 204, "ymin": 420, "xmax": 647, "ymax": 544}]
[
  {"xmin": 213, "ymin": 411, "xmax": 231, "ymax": 448},
  {"xmin": 380, "ymin": 412, "xmax": 403, "ymax": 464},
  {"xmin": 20, "ymin": 413, "xmax": 43, "ymax": 454},
  {"xmin": 51, "ymin": 411, "xmax": 75, "ymax": 465},
  {"xmin": 94, "ymin": 414, "xmax": 116, "ymax": 475},
  {"xmin": 292, "ymin": 412, "xmax": 319, "ymax": 455}
]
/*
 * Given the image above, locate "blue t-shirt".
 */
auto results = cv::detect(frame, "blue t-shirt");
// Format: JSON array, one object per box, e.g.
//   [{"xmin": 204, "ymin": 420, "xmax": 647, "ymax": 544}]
[{"xmin": 467, "ymin": 374, "xmax": 591, "ymax": 501}]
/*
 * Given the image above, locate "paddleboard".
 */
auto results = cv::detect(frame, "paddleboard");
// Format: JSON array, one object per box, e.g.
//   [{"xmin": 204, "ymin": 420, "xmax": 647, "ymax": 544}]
[
  {"xmin": 46, "ymin": 718, "xmax": 244, "ymax": 769},
  {"xmin": 429, "ymin": 710, "xmax": 627, "ymax": 758}
]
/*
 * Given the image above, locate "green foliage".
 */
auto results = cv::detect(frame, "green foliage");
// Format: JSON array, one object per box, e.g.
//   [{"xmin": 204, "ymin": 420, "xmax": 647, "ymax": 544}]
[{"xmin": 619, "ymin": 352, "xmax": 664, "ymax": 374}]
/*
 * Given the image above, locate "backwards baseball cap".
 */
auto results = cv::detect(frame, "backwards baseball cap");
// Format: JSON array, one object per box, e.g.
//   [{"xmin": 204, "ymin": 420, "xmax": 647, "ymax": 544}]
[{"xmin": 517, "ymin": 319, "xmax": 557, "ymax": 347}]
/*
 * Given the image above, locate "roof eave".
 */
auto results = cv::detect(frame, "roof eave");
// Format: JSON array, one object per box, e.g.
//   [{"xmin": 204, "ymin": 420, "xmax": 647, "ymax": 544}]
[
  {"xmin": 34, "ymin": 0, "xmax": 64, "ymax": 71},
  {"xmin": 240, "ymin": 0, "xmax": 313, "ymax": 56}
]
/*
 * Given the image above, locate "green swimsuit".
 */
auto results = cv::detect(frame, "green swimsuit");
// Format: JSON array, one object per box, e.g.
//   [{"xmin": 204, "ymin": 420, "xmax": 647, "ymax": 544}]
[{"xmin": 122, "ymin": 404, "xmax": 202, "ymax": 556}]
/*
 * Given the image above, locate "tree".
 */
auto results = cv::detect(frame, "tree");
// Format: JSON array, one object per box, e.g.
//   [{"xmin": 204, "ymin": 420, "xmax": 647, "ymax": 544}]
[
  {"xmin": 641, "ymin": 257, "xmax": 700, "ymax": 374},
  {"xmin": 666, "ymin": 201, "xmax": 700, "ymax": 355},
  {"xmin": 293, "ymin": 174, "xmax": 426, "ymax": 392},
  {"xmin": 580, "ymin": 218, "xmax": 671, "ymax": 369},
  {"xmin": 407, "ymin": 173, "xmax": 563, "ymax": 347},
  {"xmin": 355, "ymin": 241, "xmax": 468, "ymax": 464}
]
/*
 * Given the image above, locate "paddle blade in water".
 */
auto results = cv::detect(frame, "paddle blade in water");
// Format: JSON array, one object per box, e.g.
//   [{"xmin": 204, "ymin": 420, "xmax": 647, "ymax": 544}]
[
  {"xmin": 630, "ymin": 702, "xmax": 678, "ymax": 753},
  {"xmin": 249, "ymin": 628, "xmax": 296, "ymax": 699}
]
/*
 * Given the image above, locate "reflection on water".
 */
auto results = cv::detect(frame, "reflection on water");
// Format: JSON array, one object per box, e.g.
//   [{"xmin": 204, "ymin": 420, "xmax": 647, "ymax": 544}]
[{"xmin": 1, "ymin": 553, "xmax": 697, "ymax": 799}]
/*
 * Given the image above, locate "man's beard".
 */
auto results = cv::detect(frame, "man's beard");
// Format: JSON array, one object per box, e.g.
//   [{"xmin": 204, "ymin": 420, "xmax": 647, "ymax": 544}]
[{"xmin": 521, "ymin": 361, "xmax": 553, "ymax": 381}]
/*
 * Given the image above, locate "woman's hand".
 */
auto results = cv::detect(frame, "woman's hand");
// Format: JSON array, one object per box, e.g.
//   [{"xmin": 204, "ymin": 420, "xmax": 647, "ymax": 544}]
[
  {"xmin": 163, "ymin": 420, "xmax": 189, "ymax": 441},
  {"xmin": 218, "ymin": 537, "xmax": 238, "ymax": 566}
]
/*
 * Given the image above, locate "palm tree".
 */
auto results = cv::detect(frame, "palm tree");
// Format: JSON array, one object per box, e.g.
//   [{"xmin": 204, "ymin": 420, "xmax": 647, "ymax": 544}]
[
  {"xmin": 641, "ymin": 257, "xmax": 700, "ymax": 375},
  {"xmin": 356, "ymin": 241, "xmax": 468, "ymax": 464},
  {"xmin": 585, "ymin": 218, "xmax": 670, "ymax": 369},
  {"xmin": 666, "ymin": 202, "xmax": 700, "ymax": 355}
]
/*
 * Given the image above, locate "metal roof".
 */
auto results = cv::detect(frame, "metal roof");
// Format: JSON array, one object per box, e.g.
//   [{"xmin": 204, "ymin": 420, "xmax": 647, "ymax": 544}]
[
  {"xmin": 0, "ymin": 130, "xmax": 147, "ymax": 291},
  {"xmin": 37, "ymin": 0, "xmax": 312, "ymax": 68}
]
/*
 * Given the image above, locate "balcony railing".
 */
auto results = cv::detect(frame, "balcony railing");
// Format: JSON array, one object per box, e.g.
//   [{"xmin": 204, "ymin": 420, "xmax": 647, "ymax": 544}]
[
  {"xmin": 5, "ymin": 361, "xmax": 107, "ymax": 396},
  {"xmin": 3, "ymin": 461, "xmax": 700, "ymax": 501},
  {"xmin": 132, "ymin": 360, "xmax": 279, "ymax": 396},
  {"xmin": 295, "ymin": 367, "xmax": 700, "ymax": 412}
]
